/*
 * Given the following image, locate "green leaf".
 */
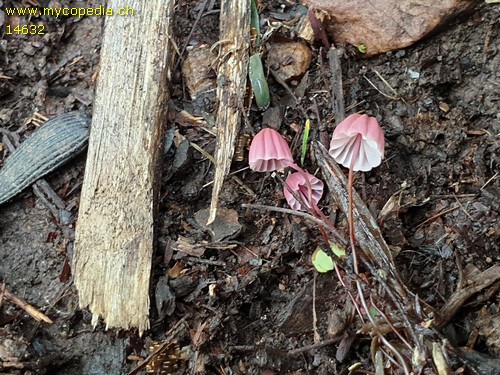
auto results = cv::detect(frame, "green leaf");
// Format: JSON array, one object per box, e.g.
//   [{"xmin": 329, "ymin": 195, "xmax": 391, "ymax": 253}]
[
  {"xmin": 248, "ymin": 53, "xmax": 270, "ymax": 110},
  {"xmin": 329, "ymin": 242, "xmax": 346, "ymax": 259},
  {"xmin": 300, "ymin": 119, "xmax": 310, "ymax": 166},
  {"xmin": 312, "ymin": 247, "xmax": 334, "ymax": 273},
  {"xmin": 369, "ymin": 306, "xmax": 380, "ymax": 318},
  {"xmin": 312, "ymin": 243, "xmax": 346, "ymax": 273},
  {"xmin": 250, "ymin": 0, "xmax": 261, "ymax": 47}
]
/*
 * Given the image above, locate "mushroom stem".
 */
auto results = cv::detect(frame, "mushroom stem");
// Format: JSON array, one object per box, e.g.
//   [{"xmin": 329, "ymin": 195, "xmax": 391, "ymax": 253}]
[{"xmin": 348, "ymin": 134, "xmax": 362, "ymax": 275}]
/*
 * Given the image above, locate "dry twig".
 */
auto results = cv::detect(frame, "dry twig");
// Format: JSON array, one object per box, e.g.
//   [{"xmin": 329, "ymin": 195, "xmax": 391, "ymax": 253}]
[{"xmin": 1, "ymin": 284, "xmax": 53, "ymax": 324}]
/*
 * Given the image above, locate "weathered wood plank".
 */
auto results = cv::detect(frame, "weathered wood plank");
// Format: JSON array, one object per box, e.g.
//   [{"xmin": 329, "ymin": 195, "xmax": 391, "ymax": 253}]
[
  {"xmin": 73, "ymin": 0, "xmax": 175, "ymax": 334},
  {"xmin": 208, "ymin": 0, "xmax": 250, "ymax": 224}
]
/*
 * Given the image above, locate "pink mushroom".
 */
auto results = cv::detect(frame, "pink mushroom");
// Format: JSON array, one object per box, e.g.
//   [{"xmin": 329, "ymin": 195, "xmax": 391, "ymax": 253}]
[
  {"xmin": 329, "ymin": 114, "xmax": 385, "ymax": 172},
  {"xmin": 284, "ymin": 172, "xmax": 324, "ymax": 211},
  {"xmin": 249, "ymin": 128, "xmax": 294, "ymax": 172}
]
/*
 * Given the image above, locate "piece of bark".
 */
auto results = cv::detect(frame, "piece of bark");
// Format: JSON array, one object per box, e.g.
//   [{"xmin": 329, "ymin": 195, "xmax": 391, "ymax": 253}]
[
  {"xmin": 327, "ymin": 47, "xmax": 345, "ymax": 127},
  {"xmin": 182, "ymin": 45, "xmax": 217, "ymax": 100},
  {"xmin": 436, "ymin": 265, "xmax": 500, "ymax": 328},
  {"xmin": 302, "ymin": 0, "xmax": 479, "ymax": 56},
  {"xmin": 73, "ymin": 0, "xmax": 174, "ymax": 334},
  {"xmin": 208, "ymin": 0, "xmax": 250, "ymax": 224}
]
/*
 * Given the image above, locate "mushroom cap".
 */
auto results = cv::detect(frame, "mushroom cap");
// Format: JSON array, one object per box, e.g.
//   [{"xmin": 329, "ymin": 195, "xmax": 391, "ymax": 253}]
[
  {"xmin": 284, "ymin": 172, "xmax": 324, "ymax": 211},
  {"xmin": 329, "ymin": 114, "xmax": 385, "ymax": 172},
  {"xmin": 249, "ymin": 128, "xmax": 294, "ymax": 172}
]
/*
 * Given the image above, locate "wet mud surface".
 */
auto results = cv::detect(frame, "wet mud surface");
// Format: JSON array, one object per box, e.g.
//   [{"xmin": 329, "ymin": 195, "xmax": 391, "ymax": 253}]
[{"xmin": 0, "ymin": 1, "xmax": 498, "ymax": 374}]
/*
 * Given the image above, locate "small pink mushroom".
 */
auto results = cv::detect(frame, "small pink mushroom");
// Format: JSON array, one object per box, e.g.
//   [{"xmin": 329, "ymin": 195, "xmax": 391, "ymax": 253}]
[
  {"xmin": 249, "ymin": 128, "xmax": 294, "ymax": 172},
  {"xmin": 284, "ymin": 172, "xmax": 324, "ymax": 211},
  {"xmin": 329, "ymin": 114, "xmax": 385, "ymax": 172}
]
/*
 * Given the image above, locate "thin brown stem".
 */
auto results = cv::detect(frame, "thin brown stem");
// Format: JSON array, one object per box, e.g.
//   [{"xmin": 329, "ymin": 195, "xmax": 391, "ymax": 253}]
[
  {"xmin": 2, "ymin": 284, "xmax": 53, "ymax": 324},
  {"xmin": 312, "ymin": 201, "xmax": 337, "ymax": 232},
  {"xmin": 348, "ymin": 134, "xmax": 362, "ymax": 275},
  {"xmin": 335, "ymin": 263, "xmax": 365, "ymax": 324},
  {"xmin": 357, "ymin": 281, "xmax": 410, "ymax": 375},
  {"xmin": 287, "ymin": 337, "xmax": 342, "ymax": 356},
  {"xmin": 360, "ymin": 257, "xmax": 422, "ymax": 352},
  {"xmin": 369, "ymin": 295, "xmax": 412, "ymax": 351}
]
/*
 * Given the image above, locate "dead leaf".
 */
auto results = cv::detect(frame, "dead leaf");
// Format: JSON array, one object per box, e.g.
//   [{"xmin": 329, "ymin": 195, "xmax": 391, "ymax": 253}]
[
  {"xmin": 182, "ymin": 44, "xmax": 217, "ymax": 99},
  {"xmin": 378, "ymin": 190, "xmax": 403, "ymax": 223},
  {"xmin": 235, "ymin": 245, "xmax": 263, "ymax": 264},
  {"xmin": 168, "ymin": 261, "xmax": 186, "ymax": 279},
  {"xmin": 194, "ymin": 208, "xmax": 242, "ymax": 242},
  {"xmin": 432, "ymin": 342, "xmax": 451, "ymax": 375},
  {"xmin": 267, "ymin": 41, "xmax": 312, "ymax": 84},
  {"xmin": 298, "ymin": 9, "xmax": 328, "ymax": 44},
  {"xmin": 301, "ymin": 0, "xmax": 478, "ymax": 56},
  {"xmin": 172, "ymin": 235, "xmax": 205, "ymax": 257}
]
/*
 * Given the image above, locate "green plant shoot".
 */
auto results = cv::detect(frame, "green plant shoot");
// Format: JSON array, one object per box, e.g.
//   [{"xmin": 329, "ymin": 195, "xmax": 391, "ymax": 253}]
[
  {"xmin": 250, "ymin": 0, "xmax": 260, "ymax": 48},
  {"xmin": 357, "ymin": 44, "xmax": 367, "ymax": 54},
  {"xmin": 369, "ymin": 306, "xmax": 380, "ymax": 318},
  {"xmin": 301, "ymin": 119, "xmax": 311, "ymax": 166}
]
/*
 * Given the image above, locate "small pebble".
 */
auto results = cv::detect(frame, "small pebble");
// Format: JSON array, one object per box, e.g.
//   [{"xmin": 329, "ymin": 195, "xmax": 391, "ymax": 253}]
[
  {"xmin": 439, "ymin": 102, "xmax": 450, "ymax": 112},
  {"xmin": 395, "ymin": 50, "xmax": 406, "ymax": 58},
  {"xmin": 408, "ymin": 69, "xmax": 420, "ymax": 79}
]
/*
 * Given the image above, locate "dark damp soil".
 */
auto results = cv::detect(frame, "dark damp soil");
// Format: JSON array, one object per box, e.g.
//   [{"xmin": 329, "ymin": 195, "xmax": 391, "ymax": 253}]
[{"xmin": 0, "ymin": 1, "xmax": 498, "ymax": 374}]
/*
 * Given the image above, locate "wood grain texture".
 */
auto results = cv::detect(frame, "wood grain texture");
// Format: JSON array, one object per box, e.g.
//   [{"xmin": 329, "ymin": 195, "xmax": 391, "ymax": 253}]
[
  {"xmin": 208, "ymin": 0, "xmax": 250, "ymax": 224},
  {"xmin": 437, "ymin": 265, "xmax": 500, "ymax": 328},
  {"xmin": 73, "ymin": 0, "xmax": 174, "ymax": 334}
]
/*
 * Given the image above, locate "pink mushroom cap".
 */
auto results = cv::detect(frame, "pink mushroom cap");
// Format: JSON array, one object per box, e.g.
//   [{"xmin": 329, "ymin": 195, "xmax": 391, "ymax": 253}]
[
  {"xmin": 329, "ymin": 114, "xmax": 385, "ymax": 172},
  {"xmin": 249, "ymin": 128, "xmax": 294, "ymax": 172},
  {"xmin": 284, "ymin": 172, "xmax": 324, "ymax": 211}
]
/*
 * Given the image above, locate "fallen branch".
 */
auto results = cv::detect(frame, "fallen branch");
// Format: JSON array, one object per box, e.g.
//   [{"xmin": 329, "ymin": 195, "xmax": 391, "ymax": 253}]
[
  {"xmin": 242, "ymin": 203, "xmax": 347, "ymax": 246},
  {"xmin": 314, "ymin": 141, "xmax": 426, "ymax": 361}
]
